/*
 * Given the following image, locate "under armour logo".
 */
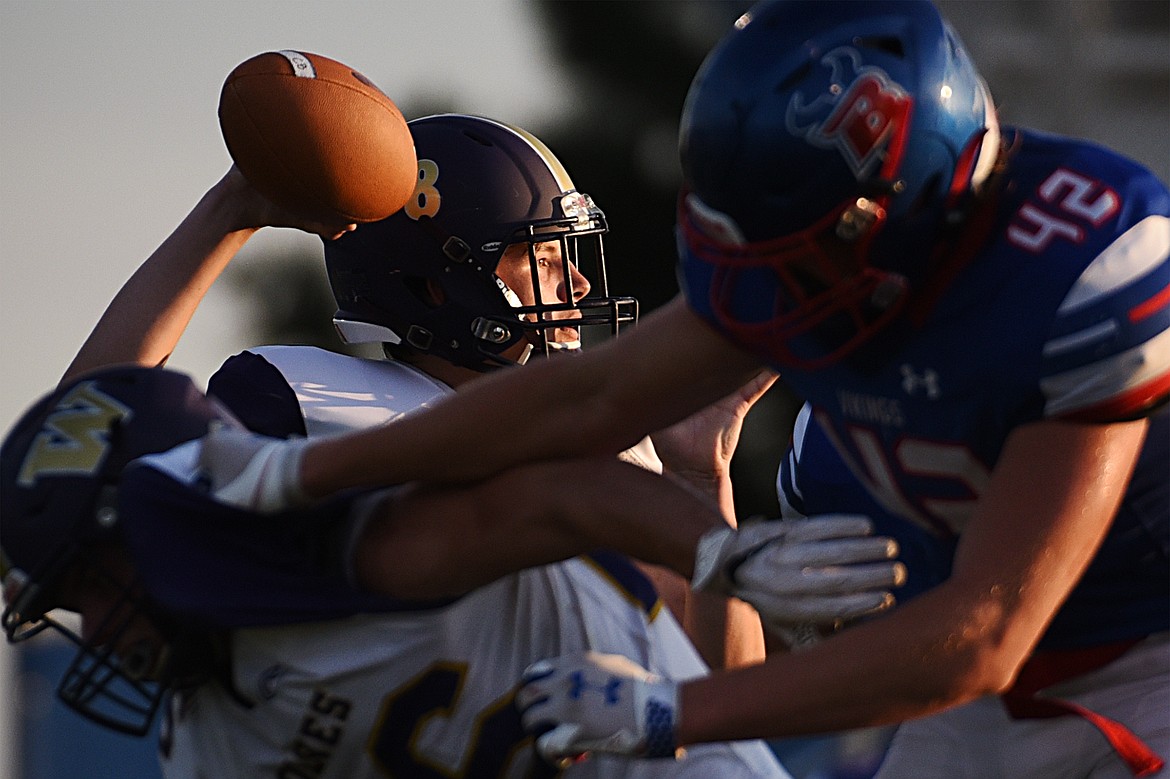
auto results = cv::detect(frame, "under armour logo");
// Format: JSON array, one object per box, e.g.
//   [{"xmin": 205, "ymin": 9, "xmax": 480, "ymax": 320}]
[
  {"xmin": 900, "ymin": 364, "xmax": 941, "ymax": 399},
  {"xmin": 569, "ymin": 671, "xmax": 623, "ymax": 704}
]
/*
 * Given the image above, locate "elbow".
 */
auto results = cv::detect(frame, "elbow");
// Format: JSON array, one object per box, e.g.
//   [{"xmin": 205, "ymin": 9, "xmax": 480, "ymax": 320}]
[
  {"xmin": 903, "ymin": 605, "xmax": 1034, "ymax": 709},
  {"xmin": 929, "ymin": 643, "xmax": 1027, "ymax": 705}
]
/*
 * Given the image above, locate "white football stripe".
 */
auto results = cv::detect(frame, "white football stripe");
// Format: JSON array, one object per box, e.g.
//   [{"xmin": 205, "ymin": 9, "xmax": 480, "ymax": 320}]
[{"xmin": 277, "ymin": 50, "xmax": 317, "ymax": 79}]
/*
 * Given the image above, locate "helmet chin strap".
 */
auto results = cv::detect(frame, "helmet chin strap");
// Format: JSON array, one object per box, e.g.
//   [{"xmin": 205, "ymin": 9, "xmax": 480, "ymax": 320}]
[{"xmin": 497, "ymin": 276, "xmax": 581, "ymax": 355}]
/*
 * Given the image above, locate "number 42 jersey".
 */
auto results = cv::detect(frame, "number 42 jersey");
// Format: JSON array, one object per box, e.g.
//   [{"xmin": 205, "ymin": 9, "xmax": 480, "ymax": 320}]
[{"xmin": 765, "ymin": 128, "xmax": 1170, "ymax": 649}]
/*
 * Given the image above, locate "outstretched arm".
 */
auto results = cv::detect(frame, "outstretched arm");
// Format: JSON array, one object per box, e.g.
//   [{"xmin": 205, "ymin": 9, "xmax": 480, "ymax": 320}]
[
  {"xmin": 62, "ymin": 167, "xmax": 353, "ymax": 384},
  {"xmin": 517, "ymin": 417, "xmax": 1149, "ymax": 754},
  {"xmin": 300, "ymin": 298, "xmax": 768, "ymax": 493},
  {"xmin": 678, "ymin": 417, "xmax": 1148, "ymax": 740},
  {"xmin": 352, "ymin": 457, "xmax": 724, "ymax": 600}
]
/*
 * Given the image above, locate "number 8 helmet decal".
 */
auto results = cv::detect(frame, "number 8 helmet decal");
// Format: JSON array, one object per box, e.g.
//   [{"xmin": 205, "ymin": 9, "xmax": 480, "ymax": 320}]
[
  {"xmin": 677, "ymin": 0, "xmax": 1001, "ymax": 368},
  {"xmin": 325, "ymin": 114, "xmax": 638, "ymax": 372}
]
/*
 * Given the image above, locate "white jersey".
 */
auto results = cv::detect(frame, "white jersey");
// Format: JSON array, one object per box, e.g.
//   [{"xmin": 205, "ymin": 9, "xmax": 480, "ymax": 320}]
[{"xmin": 159, "ymin": 345, "xmax": 787, "ymax": 778}]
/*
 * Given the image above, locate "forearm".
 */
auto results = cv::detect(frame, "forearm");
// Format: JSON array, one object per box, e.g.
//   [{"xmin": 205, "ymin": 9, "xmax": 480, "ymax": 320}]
[
  {"xmin": 354, "ymin": 458, "xmax": 726, "ymax": 599},
  {"xmin": 557, "ymin": 459, "xmax": 728, "ymax": 575},
  {"xmin": 300, "ymin": 299, "xmax": 764, "ymax": 494},
  {"xmin": 676, "ymin": 567, "xmax": 1027, "ymax": 743},
  {"xmin": 63, "ymin": 172, "xmax": 257, "ymax": 382},
  {"xmin": 355, "ymin": 477, "xmax": 592, "ymax": 598},
  {"xmin": 677, "ymin": 606, "xmax": 945, "ymax": 742},
  {"xmin": 676, "ymin": 419, "xmax": 1147, "ymax": 744}
]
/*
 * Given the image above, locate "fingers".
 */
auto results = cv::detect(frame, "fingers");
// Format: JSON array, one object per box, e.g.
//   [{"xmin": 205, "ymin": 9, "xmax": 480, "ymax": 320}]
[
  {"xmin": 304, "ymin": 219, "xmax": 357, "ymax": 240},
  {"xmin": 738, "ymin": 554, "xmax": 906, "ymax": 595},
  {"xmin": 725, "ymin": 517, "xmax": 899, "ymax": 579},
  {"xmin": 741, "ymin": 587, "xmax": 897, "ymax": 624},
  {"xmin": 536, "ymin": 726, "xmax": 587, "ymax": 763},
  {"xmin": 725, "ymin": 515, "xmax": 906, "ymax": 625},
  {"xmin": 737, "ymin": 369, "xmax": 779, "ymax": 406},
  {"xmin": 746, "ymin": 536, "xmax": 900, "ymax": 571},
  {"xmin": 762, "ymin": 514, "xmax": 878, "ymax": 543}
]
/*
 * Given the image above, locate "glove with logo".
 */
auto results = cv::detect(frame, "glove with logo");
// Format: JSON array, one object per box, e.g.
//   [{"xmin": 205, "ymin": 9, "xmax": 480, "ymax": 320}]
[
  {"xmin": 198, "ymin": 423, "xmax": 312, "ymax": 513},
  {"xmin": 518, "ymin": 651, "xmax": 681, "ymax": 762},
  {"xmin": 692, "ymin": 515, "xmax": 905, "ymax": 633}
]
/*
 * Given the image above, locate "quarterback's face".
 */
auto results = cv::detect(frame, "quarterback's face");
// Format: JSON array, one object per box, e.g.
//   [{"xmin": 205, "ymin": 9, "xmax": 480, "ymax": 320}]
[{"xmin": 496, "ymin": 240, "xmax": 591, "ymax": 350}]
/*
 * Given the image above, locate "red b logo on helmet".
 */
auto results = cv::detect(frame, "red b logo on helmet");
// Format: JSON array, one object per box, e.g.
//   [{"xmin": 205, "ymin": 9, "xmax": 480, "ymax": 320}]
[{"xmin": 786, "ymin": 47, "xmax": 912, "ymax": 181}]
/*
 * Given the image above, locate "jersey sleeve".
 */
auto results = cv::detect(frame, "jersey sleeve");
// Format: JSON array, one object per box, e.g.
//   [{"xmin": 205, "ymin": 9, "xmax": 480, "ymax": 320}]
[
  {"xmin": 118, "ymin": 463, "xmax": 454, "ymax": 629},
  {"xmin": 1039, "ymin": 186, "xmax": 1170, "ymax": 422},
  {"xmin": 207, "ymin": 350, "xmax": 308, "ymax": 438}
]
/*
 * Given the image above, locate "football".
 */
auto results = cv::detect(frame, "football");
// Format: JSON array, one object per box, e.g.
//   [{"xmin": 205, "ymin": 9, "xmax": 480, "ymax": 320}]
[{"xmin": 218, "ymin": 50, "xmax": 417, "ymax": 224}]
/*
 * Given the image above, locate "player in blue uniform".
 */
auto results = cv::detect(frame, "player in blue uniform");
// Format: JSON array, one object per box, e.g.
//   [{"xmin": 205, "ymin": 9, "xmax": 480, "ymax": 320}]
[{"xmin": 211, "ymin": 1, "xmax": 1167, "ymax": 775}]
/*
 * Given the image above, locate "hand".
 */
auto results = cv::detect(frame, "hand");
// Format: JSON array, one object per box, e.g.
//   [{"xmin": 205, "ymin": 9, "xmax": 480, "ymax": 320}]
[
  {"xmin": 518, "ymin": 651, "xmax": 681, "ymax": 761},
  {"xmin": 692, "ymin": 516, "xmax": 906, "ymax": 630},
  {"xmin": 198, "ymin": 423, "xmax": 311, "ymax": 512},
  {"xmin": 650, "ymin": 370, "xmax": 777, "ymax": 483},
  {"xmin": 219, "ymin": 166, "xmax": 357, "ymax": 240}
]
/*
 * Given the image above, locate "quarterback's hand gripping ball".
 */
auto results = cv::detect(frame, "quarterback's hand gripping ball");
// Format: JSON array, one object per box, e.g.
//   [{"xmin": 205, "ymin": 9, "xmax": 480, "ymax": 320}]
[
  {"xmin": 518, "ymin": 651, "xmax": 680, "ymax": 762},
  {"xmin": 218, "ymin": 50, "xmax": 417, "ymax": 224},
  {"xmin": 692, "ymin": 515, "xmax": 906, "ymax": 633}
]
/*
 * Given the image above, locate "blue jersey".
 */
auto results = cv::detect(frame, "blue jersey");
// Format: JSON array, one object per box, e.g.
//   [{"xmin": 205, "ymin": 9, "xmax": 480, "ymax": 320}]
[{"xmin": 684, "ymin": 129, "xmax": 1170, "ymax": 649}]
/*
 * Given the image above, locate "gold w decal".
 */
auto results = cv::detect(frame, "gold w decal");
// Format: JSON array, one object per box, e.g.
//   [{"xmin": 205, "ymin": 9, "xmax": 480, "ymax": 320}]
[{"xmin": 17, "ymin": 382, "xmax": 132, "ymax": 487}]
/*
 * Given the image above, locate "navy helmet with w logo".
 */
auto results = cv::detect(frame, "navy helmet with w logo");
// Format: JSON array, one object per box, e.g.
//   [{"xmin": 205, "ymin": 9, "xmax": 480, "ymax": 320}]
[{"xmin": 0, "ymin": 366, "xmax": 226, "ymax": 734}]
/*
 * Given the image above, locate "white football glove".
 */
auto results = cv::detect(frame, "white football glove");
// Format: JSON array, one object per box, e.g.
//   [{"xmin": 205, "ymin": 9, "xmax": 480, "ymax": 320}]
[
  {"xmin": 198, "ymin": 423, "xmax": 311, "ymax": 513},
  {"xmin": 518, "ymin": 651, "xmax": 681, "ymax": 761},
  {"xmin": 692, "ymin": 515, "xmax": 905, "ymax": 632}
]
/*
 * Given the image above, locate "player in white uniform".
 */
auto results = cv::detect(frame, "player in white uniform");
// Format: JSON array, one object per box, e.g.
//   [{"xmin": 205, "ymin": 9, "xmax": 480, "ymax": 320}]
[
  {"xmin": 2, "ymin": 365, "xmax": 790, "ymax": 778},
  {"xmin": 3, "ymin": 114, "xmax": 903, "ymax": 777}
]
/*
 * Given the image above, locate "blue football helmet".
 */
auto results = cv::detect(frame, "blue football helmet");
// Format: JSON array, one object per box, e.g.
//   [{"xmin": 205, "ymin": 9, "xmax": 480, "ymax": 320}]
[
  {"xmin": 325, "ymin": 113, "xmax": 638, "ymax": 372},
  {"xmin": 1, "ymin": 366, "xmax": 229, "ymax": 735},
  {"xmin": 676, "ymin": 0, "xmax": 1000, "ymax": 368}
]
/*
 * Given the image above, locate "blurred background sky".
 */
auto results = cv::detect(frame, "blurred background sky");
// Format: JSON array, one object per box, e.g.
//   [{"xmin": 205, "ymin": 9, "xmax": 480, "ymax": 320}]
[{"xmin": 1, "ymin": 2, "xmax": 1166, "ymax": 778}]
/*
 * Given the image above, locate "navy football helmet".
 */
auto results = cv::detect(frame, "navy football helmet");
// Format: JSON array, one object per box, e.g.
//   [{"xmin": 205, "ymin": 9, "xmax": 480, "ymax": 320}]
[
  {"xmin": 676, "ymin": 0, "xmax": 1000, "ymax": 368},
  {"xmin": 1, "ymin": 366, "xmax": 228, "ymax": 735},
  {"xmin": 325, "ymin": 113, "xmax": 638, "ymax": 372}
]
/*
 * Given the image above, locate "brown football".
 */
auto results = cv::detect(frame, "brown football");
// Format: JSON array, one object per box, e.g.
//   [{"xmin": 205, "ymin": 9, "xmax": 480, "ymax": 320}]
[{"xmin": 218, "ymin": 50, "xmax": 416, "ymax": 223}]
